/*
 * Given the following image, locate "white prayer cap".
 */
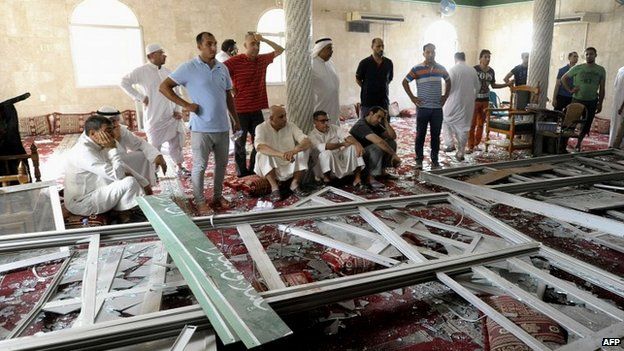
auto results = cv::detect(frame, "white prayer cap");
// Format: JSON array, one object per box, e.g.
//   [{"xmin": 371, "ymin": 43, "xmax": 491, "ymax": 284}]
[
  {"xmin": 96, "ymin": 106, "xmax": 121, "ymax": 119},
  {"xmin": 312, "ymin": 38, "xmax": 332, "ymax": 58},
  {"xmin": 145, "ymin": 43, "xmax": 164, "ymax": 56}
]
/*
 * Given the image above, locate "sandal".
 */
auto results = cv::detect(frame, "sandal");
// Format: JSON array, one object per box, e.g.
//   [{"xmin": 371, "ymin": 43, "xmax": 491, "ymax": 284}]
[
  {"xmin": 269, "ymin": 190, "xmax": 281, "ymax": 202},
  {"xmin": 353, "ymin": 183, "xmax": 371, "ymax": 192},
  {"xmin": 291, "ymin": 187, "xmax": 308, "ymax": 198}
]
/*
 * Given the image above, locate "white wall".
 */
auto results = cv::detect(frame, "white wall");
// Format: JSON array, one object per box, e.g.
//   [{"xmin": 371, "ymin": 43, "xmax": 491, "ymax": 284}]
[{"xmin": 1, "ymin": 0, "xmax": 622, "ymax": 119}]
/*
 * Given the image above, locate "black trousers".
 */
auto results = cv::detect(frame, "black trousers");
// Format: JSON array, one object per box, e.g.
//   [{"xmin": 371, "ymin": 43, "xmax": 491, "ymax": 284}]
[
  {"xmin": 572, "ymin": 98, "xmax": 598, "ymax": 141},
  {"xmin": 554, "ymin": 95, "xmax": 573, "ymax": 112},
  {"xmin": 235, "ymin": 110, "xmax": 264, "ymax": 176}
]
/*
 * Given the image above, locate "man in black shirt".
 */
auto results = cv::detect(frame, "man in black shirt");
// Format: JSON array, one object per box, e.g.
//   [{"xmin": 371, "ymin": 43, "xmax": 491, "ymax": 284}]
[
  {"xmin": 504, "ymin": 52, "xmax": 529, "ymax": 86},
  {"xmin": 356, "ymin": 38, "xmax": 394, "ymax": 118},
  {"xmin": 349, "ymin": 106, "xmax": 400, "ymax": 188}
]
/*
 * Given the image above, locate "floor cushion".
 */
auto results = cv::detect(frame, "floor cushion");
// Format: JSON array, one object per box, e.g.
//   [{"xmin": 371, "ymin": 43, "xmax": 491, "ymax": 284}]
[{"xmin": 483, "ymin": 295, "xmax": 567, "ymax": 350}]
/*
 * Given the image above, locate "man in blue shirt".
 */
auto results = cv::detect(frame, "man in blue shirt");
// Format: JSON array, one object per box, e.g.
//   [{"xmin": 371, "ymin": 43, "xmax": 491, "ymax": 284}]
[
  {"xmin": 160, "ymin": 32, "xmax": 240, "ymax": 214},
  {"xmin": 402, "ymin": 43, "xmax": 451, "ymax": 170},
  {"xmin": 552, "ymin": 51, "xmax": 578, "ymax": 111},
  {"xmin": 504, "ymin": 52, "xmax": 529, "ymax": 86}
]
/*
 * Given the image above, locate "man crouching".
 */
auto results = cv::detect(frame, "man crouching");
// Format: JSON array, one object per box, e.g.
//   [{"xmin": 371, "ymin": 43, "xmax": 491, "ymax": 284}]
[
  {"xmin": 64, "ymin": 116, "xmax": 147, "ymax": 221},
  {"xmin": 254, "ymin": 105, "xmax": 311, "ymax": 201}
]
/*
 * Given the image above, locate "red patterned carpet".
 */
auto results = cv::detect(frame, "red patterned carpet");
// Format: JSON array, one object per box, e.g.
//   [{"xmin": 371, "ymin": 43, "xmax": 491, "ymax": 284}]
[{"xmin": 8, "ymin": 116, "xmax": 622, "ymax": 350}]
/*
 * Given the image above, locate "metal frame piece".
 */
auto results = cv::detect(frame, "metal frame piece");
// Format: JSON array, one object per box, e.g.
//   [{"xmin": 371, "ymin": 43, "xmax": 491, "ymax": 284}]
[
  {"xmin": 137, "ymin": 196, "xmax": 292, "ymax": 348},
  {"xmin": 421, "ymin": 169, "xmax": 624, "ymax": 237},
  {"xmin": 278, "ymin": 225, "xmax": 400, "ymax": 267},
  {"xmin": 0, "ymin": 244, "xmax": 540, "ymax": 351},
  {"xmin": 7, "ymin": 251, "xmax": 75, "ymax": 338},
  {"xmin": 236, "ymin": 224, "xmax": 287, "ymax": 290},
  {"xmin": 0, "ymin": 250, "xmax": 70, "ymax": 274},
  {"xmin": 2, "ymin": 187, "xmax": 624, "ymax": 350},
  {"xmin": 169, "ymin": 325, "xmax": 197, "ymax": 351}
]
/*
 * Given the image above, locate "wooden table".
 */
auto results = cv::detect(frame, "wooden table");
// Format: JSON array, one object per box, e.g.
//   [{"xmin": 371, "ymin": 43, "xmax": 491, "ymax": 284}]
[{"xmin": 527, "ymin": 107, "xmax": 565, "ymax": 156}]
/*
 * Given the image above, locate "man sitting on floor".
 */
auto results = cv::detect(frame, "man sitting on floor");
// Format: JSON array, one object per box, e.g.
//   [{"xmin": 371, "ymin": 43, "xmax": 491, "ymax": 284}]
[
  {"xmin": 97, "ymin": 106, "xmax": 166, "ymax": 188},
  {"xmin": 64, "ymin": 116, "xmax": 147, "ymax": 218},
  {"xmin": 254, "ymin": 105, "xmax": 311, "ymax": 201},
  {"xmin": 349, "ymin": 106, "xmax": 401, "ymax": 189},
  {"xmin": 309, "ymin": 110, "xmax": 365, "ymax": 187}
]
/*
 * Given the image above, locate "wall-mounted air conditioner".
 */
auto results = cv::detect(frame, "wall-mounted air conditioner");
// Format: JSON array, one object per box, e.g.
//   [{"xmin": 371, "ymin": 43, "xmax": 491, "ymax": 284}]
[
  {"xmin": 554, "ymin": 12, "xmax": 601, "ymax": 24},
  {"xmin": 346, "ymin": 12, "xmax": 405, "ymax": 23}
]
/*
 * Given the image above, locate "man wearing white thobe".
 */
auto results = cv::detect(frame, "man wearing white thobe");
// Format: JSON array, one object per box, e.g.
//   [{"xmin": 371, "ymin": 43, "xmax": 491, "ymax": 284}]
[
  {"xmin": 311, "ymin": 38, "xmax": 340, "ymax": 125},
  {"xmin": 215, "ymin": 39, "xmax": 238, "ymax": 156},
  {"xmin": 64, "ymin": 116, "xmax": 146, "ymax": 216},
  {"xmin": 255, "ymin": 105, "xmax": 311, "ymax": 201},
  {"xmin": 609, "ymin": 66, "xmax": 624, "ymax": 148},
  {"xmin": 97, "ymin": 106, "xmax": 166, "ymax": 188},
  {"xmin": 442, "ymin": 52, "xmax": 480, "ymax": 161},
  {"xmin": 216, "ymin": 39, "xmax": 237, "ymax": 63},
  {"xmin": 309, "ymin": 110, "xmax": 364, "ymax": 185},
  {"xmin": 120, "ymin": 44, "xmax": 189, "ymax": 177}
]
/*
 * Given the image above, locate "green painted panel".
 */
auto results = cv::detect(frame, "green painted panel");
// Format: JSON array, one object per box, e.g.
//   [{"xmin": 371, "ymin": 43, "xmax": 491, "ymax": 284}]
[{"xmin": 138, "ymin": 196, "xmax": 292, "ymax": 348}]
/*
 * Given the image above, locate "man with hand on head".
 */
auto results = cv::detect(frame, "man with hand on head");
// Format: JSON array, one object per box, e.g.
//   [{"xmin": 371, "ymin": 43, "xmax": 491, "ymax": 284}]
[
  {"xmin": 349, "ymin": 107, "xmax": 400, "ymax": 189},
  {"xmin": 224, "ymin": 32, "xmax": 284, "ymax": 177},
  {"xmin": 96, "ymin": 106, "xmax": 164, "ymax": 191},
  {"xmin": 120, "ymin": 44, "xmax": 189, "ymax": 178},
  {"xmin": 254, "ymin": 105, "xmax": 311, "ymax": 202},
  {"xmin": 312, "ymin": 38, "xmax": 340, "ymax": 125},
  {"xmin": 160, "ymin": 32, "xmax": 240, "ymax": 214},
  {"xmin": 64, "ymin": 116, "xmax": 146, "ymax": 219},
  {"xmin": 216, "ymin": 39, "xmax": 237, "ymax": 62}
]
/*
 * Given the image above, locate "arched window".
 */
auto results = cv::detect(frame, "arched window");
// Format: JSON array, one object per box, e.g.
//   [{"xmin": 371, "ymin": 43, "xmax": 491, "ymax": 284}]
[
  {"xmin": 424, "ymin": 20, "xmax": 458, "ymax": 71},
  {"xmin": 70, "ymin": 0, "xmax": 143, "ymax": 87},
  {"xmin": 257, "ymin": 9, "xmax": 286, "ymax": 84}
]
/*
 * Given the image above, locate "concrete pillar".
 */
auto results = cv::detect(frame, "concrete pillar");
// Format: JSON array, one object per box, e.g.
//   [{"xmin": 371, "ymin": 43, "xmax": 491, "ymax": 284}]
[
  {"xmin": 527, "ymin": 0, "xmax": 556, "ymax": 108},
  {"xmin": 284, "ymin": 0, "xmax": 313, "ymax": 133}
]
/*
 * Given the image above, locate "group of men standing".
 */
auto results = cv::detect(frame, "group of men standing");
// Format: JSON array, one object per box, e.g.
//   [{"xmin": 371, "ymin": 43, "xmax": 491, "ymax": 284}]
[
  {"xmin": 63, "ymin": 31, "xmax": 390, "ymax": 217},
  {"xmin": 63, "ymin": 28, "xmax": 617, "ymax": 219}
]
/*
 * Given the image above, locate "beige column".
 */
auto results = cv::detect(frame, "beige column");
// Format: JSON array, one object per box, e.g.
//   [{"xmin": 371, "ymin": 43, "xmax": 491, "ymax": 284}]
[
  {"xmin": 284, "ymin": 0, "xmax": 314, "ymax": 133},
  {"xmin": 528, "ymin": 0, "xmax": 556, "ymax": 107}
]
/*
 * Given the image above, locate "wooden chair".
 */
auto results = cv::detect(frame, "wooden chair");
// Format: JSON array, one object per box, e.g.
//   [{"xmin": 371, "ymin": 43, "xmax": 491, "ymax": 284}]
[
  {"xmin": 485, "ymin": 84, "xmax": 540, "ymax": 158},
  {"xmin": 0, "ymin": 92, "xmax": 41, "ymax": 187},
  {"xmin": 0, "ymin": 143, "xmax": 40, "ymax": 187},
  {"xmin": 537, "ymin": 103, "xmax": 587, "ymax": 153}
]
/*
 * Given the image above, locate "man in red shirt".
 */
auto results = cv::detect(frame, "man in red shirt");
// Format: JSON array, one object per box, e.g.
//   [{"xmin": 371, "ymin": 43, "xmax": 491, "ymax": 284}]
[{"xmin": 224, "ymin": 32, "xmax": 284, "ymax": 177}]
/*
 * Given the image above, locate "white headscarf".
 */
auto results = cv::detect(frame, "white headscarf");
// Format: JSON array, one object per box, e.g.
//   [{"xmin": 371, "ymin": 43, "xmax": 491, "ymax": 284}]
[
  {"xmin": 312, "ymin": 38, "xmax": 332, "ymax": 58},
  {"xmin": 96, "ymin": 105, "xmax": 121, "ymax": 119}
]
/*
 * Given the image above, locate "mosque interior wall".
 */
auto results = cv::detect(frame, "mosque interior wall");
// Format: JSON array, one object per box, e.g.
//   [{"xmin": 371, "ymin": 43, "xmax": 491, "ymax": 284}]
[{"xmin": 0, "ymin": 0, "xmax": 622, "ymax": 118}]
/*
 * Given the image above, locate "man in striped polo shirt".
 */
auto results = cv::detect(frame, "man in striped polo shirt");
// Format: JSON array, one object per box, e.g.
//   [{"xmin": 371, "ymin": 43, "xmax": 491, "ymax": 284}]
[
  {"xmin": 402, "ymin": 43, "xmax": 451, "ymax": 169},
  {"xmin": 224, "ymin": 32, "xmax": 284, "ymax": 177}
]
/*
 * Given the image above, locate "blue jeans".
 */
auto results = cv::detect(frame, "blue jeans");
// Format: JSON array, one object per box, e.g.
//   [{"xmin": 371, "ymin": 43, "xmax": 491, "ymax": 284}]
[{"xmin": 415, "ymin": 107, "xmax": 443, "ymax": 163}]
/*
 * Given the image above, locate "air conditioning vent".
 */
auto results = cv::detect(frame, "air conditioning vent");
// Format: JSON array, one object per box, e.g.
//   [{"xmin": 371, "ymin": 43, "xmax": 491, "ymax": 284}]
[
  {"xmin": 346, "ymin": 12, "xmax": 405, "ymax": 23},
  {"xmin": 555, "ymin": 12, "xmax": 601, "ymax": 24},
  {"xmin": 347, "ymin": 21, "xmax": 370, "ymax": 33}
]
